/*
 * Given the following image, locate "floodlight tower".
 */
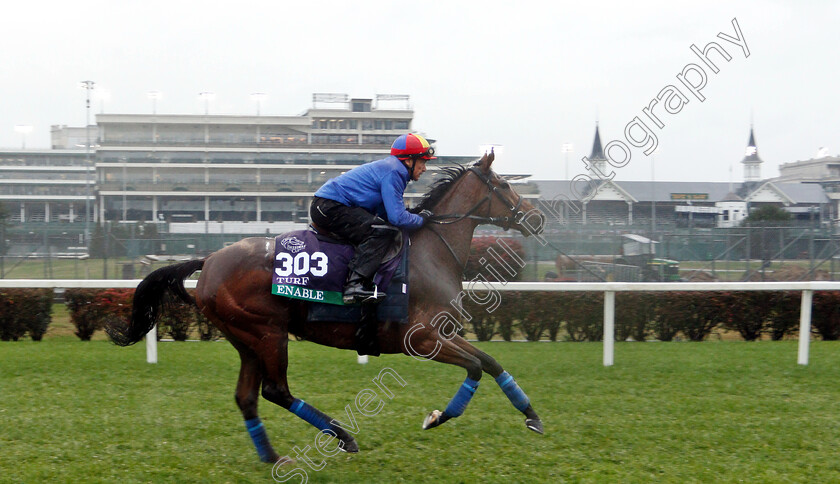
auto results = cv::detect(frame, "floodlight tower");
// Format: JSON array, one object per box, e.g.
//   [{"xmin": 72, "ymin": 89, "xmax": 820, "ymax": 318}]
[
  {"xmin": 147, "ymin": 90, "xmax": 161, "ymax": 114},
  {"xmin": 14, "ymin": 125, "xmax": 32, "ymax": 149},
  {"xmin": 81, "ymin": 80, "xmax": 95, "ymax": 249},
  {"xmin": 251, "ymin": 92, "xmax": 267, "ymax": 115},
  {"xmin": 199, "ymin": 91, "xmax": 215, "ymax": 115}
]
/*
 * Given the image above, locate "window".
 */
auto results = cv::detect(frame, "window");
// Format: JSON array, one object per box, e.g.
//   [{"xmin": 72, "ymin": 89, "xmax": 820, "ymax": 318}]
[
  {"xmin": 394, "ymin": 120, "xmax": 409, "ymax": 130},
  {"xmin": 311, "ymin": 134, "xmax": 357, "ymax": 144}
]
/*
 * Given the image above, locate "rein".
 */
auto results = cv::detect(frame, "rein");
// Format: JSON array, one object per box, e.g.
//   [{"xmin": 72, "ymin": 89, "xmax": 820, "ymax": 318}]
[{"xmin": 423, "ymin": 166, "xmax": 525, "ymax": 269}]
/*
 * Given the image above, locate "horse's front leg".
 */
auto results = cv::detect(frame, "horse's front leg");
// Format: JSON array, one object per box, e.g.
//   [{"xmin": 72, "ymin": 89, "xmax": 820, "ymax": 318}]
[
  {"xmin": 451, "ymin": 336, "xmax": 543, "ymax": 434},
  {"xmin": 402, "ymin": 328, "xmax": 483, "ymax": 430}
]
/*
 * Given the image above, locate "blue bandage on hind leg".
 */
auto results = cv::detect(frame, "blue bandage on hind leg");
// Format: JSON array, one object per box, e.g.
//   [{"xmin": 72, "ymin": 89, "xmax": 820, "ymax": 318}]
[
  {"xmin": 443, "ymin": 377, "xmax": 480, "ymax": 418},
  {"xmin": 244, "ymin": 417, "xmax": 274, "ymax": 462},
  {"xmin": 290, "ymin": 399, "xmax": 333, "ymax": 433},
  {"xmin": 495, "ymin": 371, "xmax": 531, "ymax": 412}
]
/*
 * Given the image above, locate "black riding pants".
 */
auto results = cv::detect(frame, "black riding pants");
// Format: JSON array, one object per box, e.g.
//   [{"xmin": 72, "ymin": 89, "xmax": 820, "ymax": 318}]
[{"xmin": 310, "ymin": 197, "xmax": 398, "ymax": 281}]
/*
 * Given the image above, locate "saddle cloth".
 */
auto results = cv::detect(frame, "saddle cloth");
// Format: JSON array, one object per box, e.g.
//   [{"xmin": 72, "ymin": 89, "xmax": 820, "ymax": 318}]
[{"xmin": 271, "ymin": 229, "xmax": 408, "ymax": 313}]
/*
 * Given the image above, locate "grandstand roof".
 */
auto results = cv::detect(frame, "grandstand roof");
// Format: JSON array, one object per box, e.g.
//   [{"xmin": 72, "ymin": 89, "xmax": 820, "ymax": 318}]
[
  {"xmin": 720, "ymin": 191, "xmax": 744, "ymax": 202},
  {"xmin": 531, "ymin": 179, "xmax": 828, "ymax": 204},
  {"xmin": 773, "ymin": 182, "xmax": 828, "ymax": 203}
]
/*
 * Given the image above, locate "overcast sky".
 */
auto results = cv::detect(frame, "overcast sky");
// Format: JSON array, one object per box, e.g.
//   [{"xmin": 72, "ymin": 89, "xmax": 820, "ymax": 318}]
[{"xmin": 1, "ymin": 0, "xmax": 838, "ymax": 182}]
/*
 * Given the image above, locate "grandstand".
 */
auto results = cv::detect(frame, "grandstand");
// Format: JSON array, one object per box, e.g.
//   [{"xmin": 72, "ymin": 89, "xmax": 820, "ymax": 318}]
[
  {"xmin": 2, "ymin": 94, "xmax": 534, "ymax": 235},
  {"xmin": 532, "ymin": 125, "xmax": 831, "ymax": 231}
]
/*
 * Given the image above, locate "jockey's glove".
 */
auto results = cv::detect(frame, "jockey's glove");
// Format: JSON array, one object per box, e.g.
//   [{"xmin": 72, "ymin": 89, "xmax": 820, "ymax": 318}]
[{"xmin": 418, "ymin": 209, "xmax": 434, "ymax": 222}]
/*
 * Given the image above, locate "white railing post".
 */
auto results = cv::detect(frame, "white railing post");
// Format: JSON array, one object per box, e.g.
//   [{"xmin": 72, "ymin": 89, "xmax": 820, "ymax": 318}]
[
  {"xmin": 603, "ymin": 290, "xmax": 615, "ymax": 366},
  {"xmin": 146, "ymin": 325, "xmax": 158, "ymax": 364},
  {"xmin": 798, "ymin": 290, "xmax": 813, "ymax": 366}
]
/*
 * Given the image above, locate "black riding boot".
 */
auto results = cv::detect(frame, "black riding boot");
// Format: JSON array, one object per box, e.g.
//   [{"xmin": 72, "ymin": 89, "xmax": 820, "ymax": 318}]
[
  {"xmin": 355, "ymin": 306, "xmax": 380, "ymax": 357},
  {"xmin": 343, "ymin": 271, "xmax": 385, "ymax": 305}
]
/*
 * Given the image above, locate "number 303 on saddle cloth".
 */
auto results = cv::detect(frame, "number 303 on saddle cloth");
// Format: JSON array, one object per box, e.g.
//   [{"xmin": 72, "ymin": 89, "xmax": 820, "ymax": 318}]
[{"xmin": 271, "ymin": 229, "xmax": 404, "ymax": 306}]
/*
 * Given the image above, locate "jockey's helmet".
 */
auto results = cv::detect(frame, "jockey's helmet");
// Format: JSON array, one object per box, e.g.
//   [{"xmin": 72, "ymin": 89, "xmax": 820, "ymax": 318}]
[{"xmin": 391, "ymin": 134, "xmax": 437, "ymax": 160}]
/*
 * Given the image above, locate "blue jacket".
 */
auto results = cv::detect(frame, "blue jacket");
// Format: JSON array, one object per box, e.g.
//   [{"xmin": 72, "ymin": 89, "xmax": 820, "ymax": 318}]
[{"xmin": 314, "ymin": 156, "xmax": 424, "ymax": 230}]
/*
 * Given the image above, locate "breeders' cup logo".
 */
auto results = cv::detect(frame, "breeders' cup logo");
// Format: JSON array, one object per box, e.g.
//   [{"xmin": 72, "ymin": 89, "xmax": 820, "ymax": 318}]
[{"xmin": 280, "ymin": 236, "xmax": 306, "ymax": 254}]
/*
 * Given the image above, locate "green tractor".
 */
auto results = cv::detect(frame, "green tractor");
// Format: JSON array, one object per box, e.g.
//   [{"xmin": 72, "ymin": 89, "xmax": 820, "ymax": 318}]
[
  {"xmin": 643, "ymin": 258, "xmax": 681, "ymax": 282},
  {"xmin": 618, "ymin": 234, "xmax": 681, "ymax": 282}
]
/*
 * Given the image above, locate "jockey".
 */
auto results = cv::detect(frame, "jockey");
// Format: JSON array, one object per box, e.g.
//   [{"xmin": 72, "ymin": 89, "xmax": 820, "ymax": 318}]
[{"xmin": 310, "ymin": 133, "xmax": 435, "ymax": 304}]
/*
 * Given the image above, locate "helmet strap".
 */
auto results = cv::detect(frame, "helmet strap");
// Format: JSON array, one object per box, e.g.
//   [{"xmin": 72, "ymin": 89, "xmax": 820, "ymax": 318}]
[{"xmin": 408, "ymin": 157, "xmax": 417, "ymax": 179}]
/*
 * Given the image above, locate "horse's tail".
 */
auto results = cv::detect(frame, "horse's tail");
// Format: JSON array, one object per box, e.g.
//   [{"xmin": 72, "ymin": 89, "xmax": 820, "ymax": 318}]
[{"xmin": 107, "ymin": 259, "xmax": 205, "ymax": 347}]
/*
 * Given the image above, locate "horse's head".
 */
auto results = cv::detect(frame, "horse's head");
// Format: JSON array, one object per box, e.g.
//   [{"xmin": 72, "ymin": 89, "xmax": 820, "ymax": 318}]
[{"xmin": 465, "ymin": 150, "xmax": 545, "ymax": 237}]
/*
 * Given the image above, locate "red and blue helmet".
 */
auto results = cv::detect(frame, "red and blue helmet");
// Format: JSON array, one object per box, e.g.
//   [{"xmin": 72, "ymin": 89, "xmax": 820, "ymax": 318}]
[{"xmin": 391, "ymin": 133, "xmax": 437, "ymax": 160}]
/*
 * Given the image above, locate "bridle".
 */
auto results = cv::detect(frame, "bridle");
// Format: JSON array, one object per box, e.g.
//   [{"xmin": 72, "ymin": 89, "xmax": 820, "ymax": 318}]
[
  {"xmin": 423, "ymin": 166, "xmax": 526, "ymax": 268},
  {"xmin": 427, "ymin": 166, "xmax": 524, "ymax": 229}
]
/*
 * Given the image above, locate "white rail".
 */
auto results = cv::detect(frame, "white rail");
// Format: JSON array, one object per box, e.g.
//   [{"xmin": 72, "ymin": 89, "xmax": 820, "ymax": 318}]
[
  {"xmin": 3, "ymin": 280, "xmax": 838, "ymax": 366},
  {"xmin": 465, "ymin": 282, "xmax": 840, "ymax": 366}
]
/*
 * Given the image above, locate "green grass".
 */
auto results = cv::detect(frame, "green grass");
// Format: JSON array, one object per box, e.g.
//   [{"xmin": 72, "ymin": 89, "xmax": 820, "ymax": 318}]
[{"xmin": 2, "ymin": 340, "xmax": 840, "ymax": 483}]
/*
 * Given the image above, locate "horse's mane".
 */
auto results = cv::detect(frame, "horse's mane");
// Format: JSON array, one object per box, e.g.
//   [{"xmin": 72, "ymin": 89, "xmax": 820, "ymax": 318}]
[{"xmin": 412, "ymin": 163, "xmax": 472, "ymax": 212}]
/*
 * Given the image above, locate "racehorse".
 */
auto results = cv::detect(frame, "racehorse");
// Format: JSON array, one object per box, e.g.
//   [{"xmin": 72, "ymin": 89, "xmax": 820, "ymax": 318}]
[{"xmin": 107, "ymin": 151, "xmax": 546, "ymax": 463}]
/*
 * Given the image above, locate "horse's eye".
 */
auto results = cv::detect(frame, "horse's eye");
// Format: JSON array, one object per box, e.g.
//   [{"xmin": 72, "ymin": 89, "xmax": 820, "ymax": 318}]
[{"xmin": 499, "ymin": 181, "xmax": 511, "ymax": 190}]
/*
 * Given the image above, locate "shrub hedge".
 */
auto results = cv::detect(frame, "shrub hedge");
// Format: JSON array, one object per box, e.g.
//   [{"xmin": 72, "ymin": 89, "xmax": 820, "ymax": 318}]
[
  {"xmin": 0, "ymin": 289, "xmax": 53, "ymax": 341},
  {"xmin": 63, "ymin": 289, "xmax": 217, "ymax": 341}
]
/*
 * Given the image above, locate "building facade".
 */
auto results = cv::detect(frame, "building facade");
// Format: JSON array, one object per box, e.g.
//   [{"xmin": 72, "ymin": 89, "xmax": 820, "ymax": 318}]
[{"xmin": 17, "ymin": 94, "xmax": 494, "ymax": 236}]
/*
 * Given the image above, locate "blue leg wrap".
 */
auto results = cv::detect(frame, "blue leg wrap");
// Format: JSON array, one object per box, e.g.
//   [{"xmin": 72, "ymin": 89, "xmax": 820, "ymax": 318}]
[
  {"xmin": 495, "ymin": 371, "xmax": 531, "ymax": 412},
  {"xmin": 244, "ymin": 417, "xmax": 274, "ymax": 462},
  {"xmin": 443, "ymin": 377, "xmax": 480, "ymax": 418},
  {"xmin": 290, "ymin": 399, "xmax": 333, "ymax": 433}
]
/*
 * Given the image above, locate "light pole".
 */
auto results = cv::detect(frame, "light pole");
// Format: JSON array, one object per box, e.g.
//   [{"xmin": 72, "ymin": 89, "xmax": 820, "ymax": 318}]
[
  {"xmin": 147, "ymin": 90, "xmax": 161, "ymax": 114},
  {"xmin": 251, "ymin": 92, "xmax": 267, "ymax": 115},
  {"xmin": 562, "ymin": 142, "xmax": 573, "ymax": 180},
  {"xmin": 81, "ymin": 80, "xmax": 95, "ymax": 250},
  {"xmin": 14, "ymin": 125, "xmax": 32, "ymax": 149},
  {"xmin": 650, "ymin": 148, "xmax": 660, "ymax": 243},
  {"xmin": 198, "ymin": 91, "xmax": 215, "ymax": 115},
  {"xmin": 121, "ymin": 157, "xmax": 127, "ymax": 222}
]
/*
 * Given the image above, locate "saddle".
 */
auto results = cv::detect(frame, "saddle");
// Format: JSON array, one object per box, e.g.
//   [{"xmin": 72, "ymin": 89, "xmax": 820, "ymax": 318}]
[{"xmin": 271, "ymin": 227, "xmax": 410, "ymax": 324}]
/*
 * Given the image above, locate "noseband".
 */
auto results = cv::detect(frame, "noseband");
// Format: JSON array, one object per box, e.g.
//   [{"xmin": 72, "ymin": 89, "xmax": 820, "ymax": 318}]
[{"xmin": 423, "ymin": 166, "xmax": 526, "ymax": 268}]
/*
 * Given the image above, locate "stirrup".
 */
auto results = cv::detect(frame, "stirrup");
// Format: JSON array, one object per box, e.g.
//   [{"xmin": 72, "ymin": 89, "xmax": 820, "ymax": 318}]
[{"xmin": 342, "ymin": 284, "xmax": 385, "ymax": 305}]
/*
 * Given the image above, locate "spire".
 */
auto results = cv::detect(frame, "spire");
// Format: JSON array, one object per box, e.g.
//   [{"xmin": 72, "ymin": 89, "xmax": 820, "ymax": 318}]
[
  {"xmin": 590, "ymin": 123, "xmax": 606, "ymax": 161},
  {"xmin": 741, "ymin": 125, "xmax": 763, "ymax": 182},
  {"xmin": 742, "ymin": 126, "xmax": 763, "ymax": 163}
]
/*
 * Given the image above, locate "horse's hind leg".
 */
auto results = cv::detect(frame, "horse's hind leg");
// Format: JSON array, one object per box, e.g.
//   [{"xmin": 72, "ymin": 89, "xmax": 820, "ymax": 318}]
[
  {"xmin": 451, "ymin": 336, "xmax": 543, "ymax": 434},
  {"xmin": 232, "ymin": 344, "xmax": 281, "ymax": 463},
  {"xmin": 256, "ymin": 331, "xmax": 361, "ymax": 455}
]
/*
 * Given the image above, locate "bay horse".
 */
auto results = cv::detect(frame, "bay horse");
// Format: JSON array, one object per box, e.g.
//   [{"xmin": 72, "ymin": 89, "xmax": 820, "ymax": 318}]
[{"xmin": 107, "ymin": 151, "xmax": 545, "ymax": 463}]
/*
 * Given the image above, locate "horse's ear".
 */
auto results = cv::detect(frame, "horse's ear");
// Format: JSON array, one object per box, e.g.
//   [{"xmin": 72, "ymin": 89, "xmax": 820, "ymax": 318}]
[{"xmin": 479, "ymin": 149, "xmax": 495, "ymax": 173}]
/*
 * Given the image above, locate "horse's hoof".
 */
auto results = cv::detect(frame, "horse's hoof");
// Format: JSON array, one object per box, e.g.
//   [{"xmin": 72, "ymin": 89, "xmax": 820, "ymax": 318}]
[
  {"xmin": 422, "ymin": 409, "xmax": 443, "ymax": 430},
  {"xmin": 339, "ymin": 439, "xmax": 359, "ymax": 453},
  {"xmin": 525, "ymin": 418, "xmax": 544, "ymax": 434}
]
